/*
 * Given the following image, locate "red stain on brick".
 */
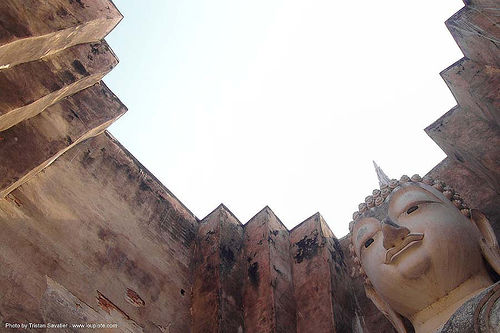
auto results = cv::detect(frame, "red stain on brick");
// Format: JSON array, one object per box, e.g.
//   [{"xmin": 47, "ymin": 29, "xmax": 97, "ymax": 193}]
[
  {"xmin": 96, "ymin": 291, "xmax": 130, "ymax": 320},
  {"xmin": 125, "ymin": 288, "xmax": 145, "ymax": 307},
  {"xmin": 6, "ymin": 193, "xmax": 22, "ymax": 207}
]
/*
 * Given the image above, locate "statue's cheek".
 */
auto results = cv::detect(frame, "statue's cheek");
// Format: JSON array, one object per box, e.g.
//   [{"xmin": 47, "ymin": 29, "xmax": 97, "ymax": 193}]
[
  {"xmin": 398, "ymin": 254, "xmax": 431, "ymax": 280},
  {"xmin": 361, "ymin": 251, "xmax": 386, "ymax": 282}
]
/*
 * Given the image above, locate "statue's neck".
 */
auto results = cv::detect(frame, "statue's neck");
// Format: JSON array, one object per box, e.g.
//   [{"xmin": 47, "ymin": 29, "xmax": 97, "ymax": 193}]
[{"xmin": 409, "ymin": 274, "xmax": 493, "ymax": 333}]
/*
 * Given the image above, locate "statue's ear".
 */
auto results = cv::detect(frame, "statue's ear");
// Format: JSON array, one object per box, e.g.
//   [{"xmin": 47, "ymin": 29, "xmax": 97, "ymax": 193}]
[
  {"xmin": 364, "ymin": 284, "xmax": 408, "ymax": 333},
  {"xmin": 471, "ymin": 209, "xmax": 500, "ymax": 275}
]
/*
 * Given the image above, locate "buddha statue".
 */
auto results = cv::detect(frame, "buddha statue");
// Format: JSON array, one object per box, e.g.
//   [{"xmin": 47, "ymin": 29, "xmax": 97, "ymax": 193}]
[{"xmin": 349, "ymin": 174, "xmax": 500, "ymax": 333}]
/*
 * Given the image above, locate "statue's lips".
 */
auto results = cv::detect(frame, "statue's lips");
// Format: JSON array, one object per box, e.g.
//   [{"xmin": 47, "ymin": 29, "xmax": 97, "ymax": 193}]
[{"xmin": 384, "ymin": 233, "xmax": 424, "ymax": 264}]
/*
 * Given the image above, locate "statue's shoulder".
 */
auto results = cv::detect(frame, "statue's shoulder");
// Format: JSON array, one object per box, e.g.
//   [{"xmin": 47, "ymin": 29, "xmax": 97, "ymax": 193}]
[{"xmin": 438, "ymin": 281, "xmax": 500, "ymax": 333}]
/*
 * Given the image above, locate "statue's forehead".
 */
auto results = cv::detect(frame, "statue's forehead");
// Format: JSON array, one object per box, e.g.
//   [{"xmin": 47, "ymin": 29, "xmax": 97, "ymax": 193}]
[
  {"xmin": 353, "ymin": 182, "xmax": 443, "ymax": 230},
  {"xmin": 361, "ymin": 202, "xmax": 389, "ymax": 221}
]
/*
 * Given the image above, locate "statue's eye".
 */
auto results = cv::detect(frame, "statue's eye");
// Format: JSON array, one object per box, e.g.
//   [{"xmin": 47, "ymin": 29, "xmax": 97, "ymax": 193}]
[
  {"xmin": 364, "ymin": 238, "xmax": 374, "ymax": 248},
  {"xmin": 407, "ymin": 205, "xmax": 419, "ymax": 214}
]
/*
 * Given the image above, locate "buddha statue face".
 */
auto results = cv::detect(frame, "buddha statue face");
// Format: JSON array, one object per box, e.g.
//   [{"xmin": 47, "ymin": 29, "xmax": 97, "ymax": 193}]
[
  {"xmin": 350, "ymin": 179, "xmax": 500, "ymax": 332},
  {"xmin": 352, "ymin": 182, "xmax": 488, "ymax": 317}
]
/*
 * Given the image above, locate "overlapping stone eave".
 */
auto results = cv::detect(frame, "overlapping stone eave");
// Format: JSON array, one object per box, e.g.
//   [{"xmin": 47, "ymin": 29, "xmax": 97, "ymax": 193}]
[
  {"xmin": 0, "ymin": 0, "xmax": 123, "ymax": 68},
  {"xmin": 424, "ymin": 1, "xmax": 500, "ymax": 217},
  {"xmin": 0, "ymin": 82, "xmax": 127, "ymax": 198}
]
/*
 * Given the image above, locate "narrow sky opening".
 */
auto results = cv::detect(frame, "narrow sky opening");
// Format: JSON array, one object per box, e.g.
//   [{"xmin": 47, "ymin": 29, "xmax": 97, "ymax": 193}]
[{"xmin": 106, "ymin": 0, "xmax": 464, "ymax": 237}]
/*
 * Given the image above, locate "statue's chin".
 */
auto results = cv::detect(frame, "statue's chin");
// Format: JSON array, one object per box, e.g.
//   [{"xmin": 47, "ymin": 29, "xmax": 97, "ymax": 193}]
[{"xmin": 397, "ymin": 253, "xmax": 431, "ymax": 280}]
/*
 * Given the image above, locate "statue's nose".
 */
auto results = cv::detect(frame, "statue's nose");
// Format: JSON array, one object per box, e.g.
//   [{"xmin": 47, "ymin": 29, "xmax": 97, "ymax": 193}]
[{"xmin": 382, "ymin": 218, "xmax": 410, "ymax": 250}]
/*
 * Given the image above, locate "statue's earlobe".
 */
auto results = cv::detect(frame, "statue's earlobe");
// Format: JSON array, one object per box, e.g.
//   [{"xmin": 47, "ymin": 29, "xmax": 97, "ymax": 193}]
[
  {"xmin": 364, "ymin": 284, "xmax": 408, "ymax": 333},
  {"xmin": 471, "ymin": 209, "xmax": 500, "ymax": 275}
]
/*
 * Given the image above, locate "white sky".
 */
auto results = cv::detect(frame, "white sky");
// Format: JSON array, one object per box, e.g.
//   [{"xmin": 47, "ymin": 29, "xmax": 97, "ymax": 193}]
[{"xmin": 105, "ymin": 0, "xmax": 464, "ymax": 237}]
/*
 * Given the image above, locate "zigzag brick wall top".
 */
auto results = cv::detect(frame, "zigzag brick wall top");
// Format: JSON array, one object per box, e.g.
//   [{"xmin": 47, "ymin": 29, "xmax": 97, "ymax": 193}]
[{"xmin": 0, "ymin": 0, "xmax": 498, "ymax": 332}]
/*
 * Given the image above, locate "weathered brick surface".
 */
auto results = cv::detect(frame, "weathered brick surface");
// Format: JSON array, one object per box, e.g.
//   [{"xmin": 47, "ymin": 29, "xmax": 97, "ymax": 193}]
[
  {"xmin": 446, "ymin": 6, "xmax": 500, "ymax": 66},
  {"xmin": 42, "ymin": 277, "xmax": 143, "ymax": 332},
  {"xmin": 291, "ymin": 213, "xmax": 355, "ymax": 332},
  {"xmin": 0, "ymin": 41, "xmax": 118, "ymax": 131},
  {"xmin": 441, "ymin": 58, "xmax": 500, "ymax": 126},
  {"xmin": 463, "ymin": 0, "xmax": 499, "ymax": 6},
  {"xmin": 321, "ymin": 220, "xmax": 356, "ymax": 333},
  {"xmin": 191, "ymin": 205, "xmax": 245, "ymax": 333},
  {"xmin": 243, "ymin": 207, "xmax": 296, "ymax": 333},
  {"xmin": 425, "ymin": 105, "xmax": 500, "ymax": 194},
  {"xmin": 0, "ymin": 132, "xmax": 198, "ymax": 332},
  {"xmin": 0, "ymin": 82, "xmax": 126, "ymax": 198},
  {"xmin": 0, "ymin": 0, "xmax": 122, "ymax": 67},
  {"xmin": 269, "ymin": 211, "xmax": 297, "ymax": 333},
  {"xmin": 243, "ymin": 208, "xmax": 276, "ymax": 332},
  {"xmin": 291, "ymin": 214, "xmax": 334, "ymax": 332}
]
